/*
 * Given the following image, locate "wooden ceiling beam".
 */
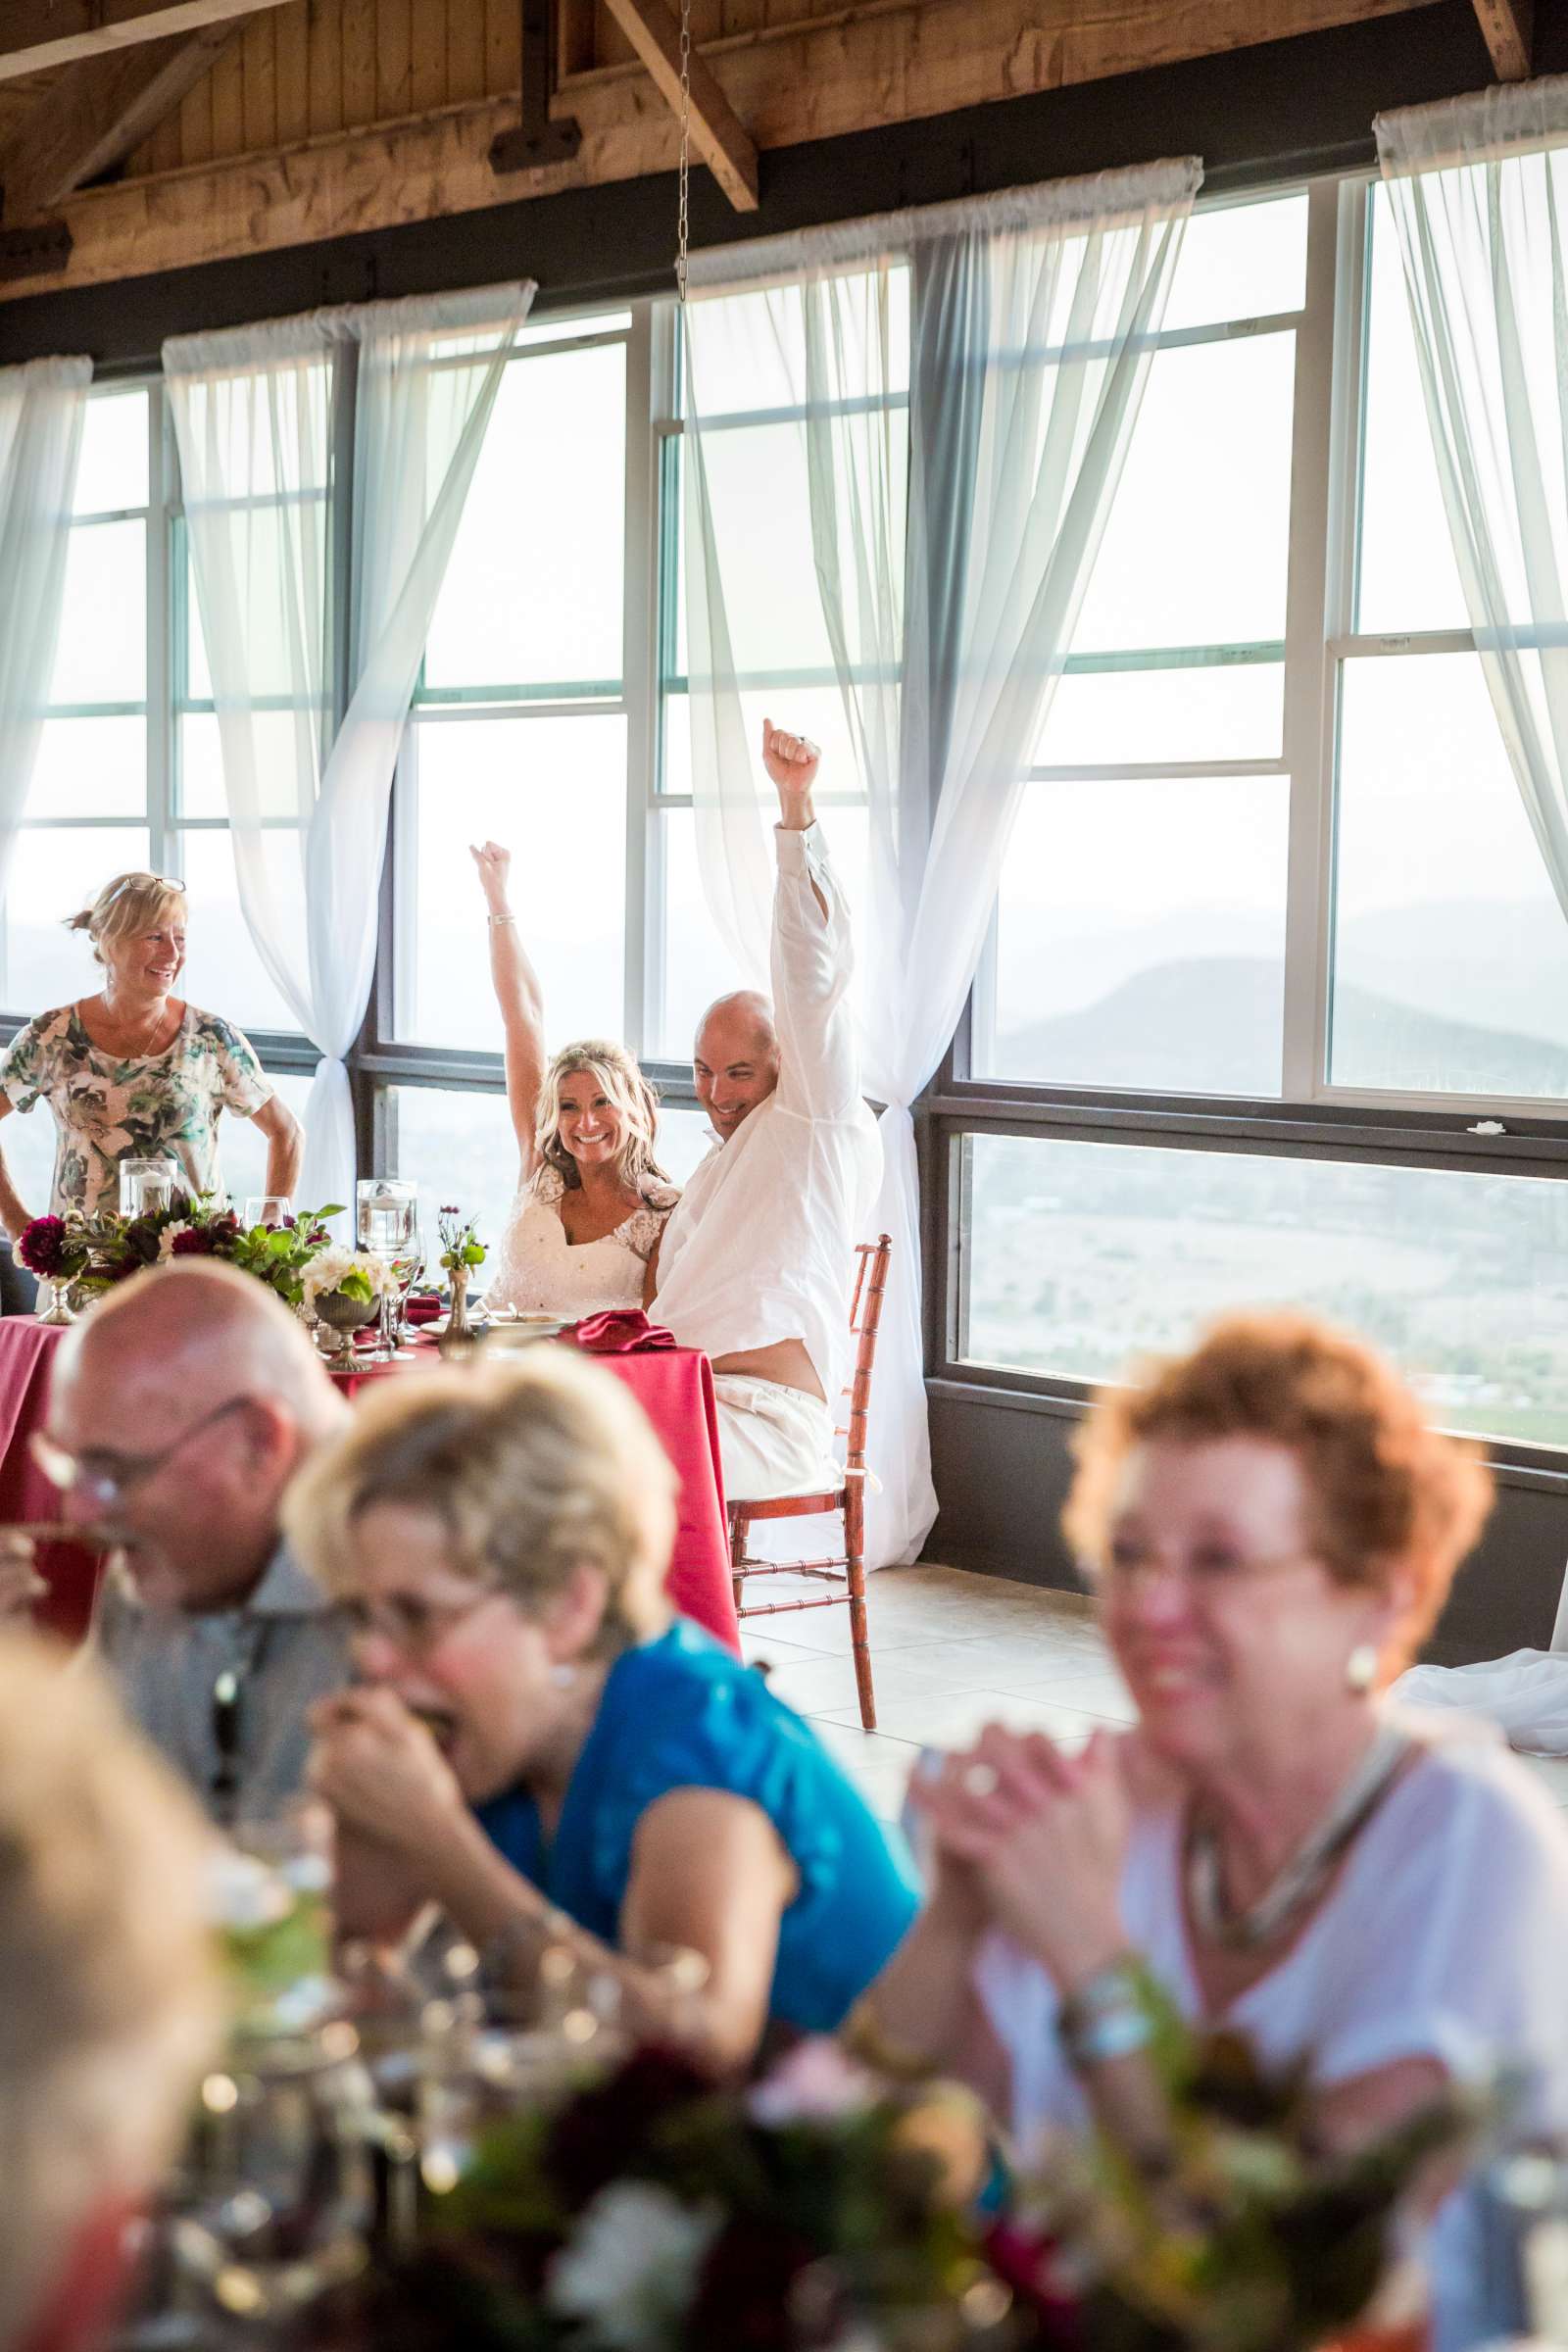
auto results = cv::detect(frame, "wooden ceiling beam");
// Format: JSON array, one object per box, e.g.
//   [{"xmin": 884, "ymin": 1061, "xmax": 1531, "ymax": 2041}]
[
  {"xmin": 0, "ymin": 24, "xmax": 238, "ymax": 220},
  {"xmin": 0, "ymin": 0, "xmax": 288, "ymax": 85},
  {"xmin": 597, "ymin": 0, "xmax": 758, "ymax": 212},
  {"xmin": 1471, "ymin": 0, "xmax": 1533, "ymax": 79}
]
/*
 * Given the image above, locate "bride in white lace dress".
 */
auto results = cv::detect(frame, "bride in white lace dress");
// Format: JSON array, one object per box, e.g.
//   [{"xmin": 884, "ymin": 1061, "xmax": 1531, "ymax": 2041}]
[{"xmin": 471, "ymin": 843, "xmax": 679, "ymax": 1319}]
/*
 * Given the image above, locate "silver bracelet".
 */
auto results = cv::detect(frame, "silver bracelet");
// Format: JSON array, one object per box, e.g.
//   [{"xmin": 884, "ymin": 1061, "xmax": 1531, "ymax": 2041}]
[
  {"xmin": 488, "ymin": 913, "xmax": 516, "ymax": 926},
  {"xmin": 1060, "ymin": 2001, "xmax": 1153, "ymax": 2072}
]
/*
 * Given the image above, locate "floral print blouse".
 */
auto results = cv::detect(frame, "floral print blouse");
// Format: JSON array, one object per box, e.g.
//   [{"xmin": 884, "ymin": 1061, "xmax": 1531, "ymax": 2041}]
[{"xmin": 0, "ymin": 1003, "xmax": 272, "ymax": 1220}]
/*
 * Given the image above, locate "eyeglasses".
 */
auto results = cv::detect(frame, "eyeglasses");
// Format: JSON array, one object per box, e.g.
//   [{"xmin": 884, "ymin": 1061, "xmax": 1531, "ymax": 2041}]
[
  {"xmin": 340, "ymin": 1585, "xmax": 504, "ymax": 1659},
  {"xmin": 31, "ymin": 1394, "xmax": 256, "ymax": 1507},
  {"xmin": 104, "ymin": 873, "xmax": 185, "ymax": 902},
  {"xmin": 1098, "ymin": 1540, "xmax": 1319, "ymax": 1592}
]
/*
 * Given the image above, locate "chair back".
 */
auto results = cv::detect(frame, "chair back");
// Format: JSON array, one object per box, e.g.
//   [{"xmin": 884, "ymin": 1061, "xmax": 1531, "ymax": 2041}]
[{"xmin": 844, "ymin": 1235, "xmax": 892, "ymax": 1477}]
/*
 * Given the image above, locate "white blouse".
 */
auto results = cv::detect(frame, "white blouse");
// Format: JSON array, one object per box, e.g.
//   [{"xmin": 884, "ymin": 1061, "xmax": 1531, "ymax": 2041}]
[
  {"xmin": 974, "ymin": 1715, "xmax": 1568, "ymax": 2352},
  {"xmin": 485, "ymin": 1163, "xmax": 679, "ymax": 1320}
]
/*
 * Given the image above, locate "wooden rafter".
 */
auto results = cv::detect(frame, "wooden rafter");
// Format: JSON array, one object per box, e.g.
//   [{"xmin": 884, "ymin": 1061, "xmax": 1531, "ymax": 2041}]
[
  {"xmin": 0, "ymin": 0, "xmax": 1438, "ymax": 302},
  {"xmin": 0, "ymin": 0, "xmax": 288, "ymax": 85},
  {"xmin": 598, "ymin": 0, "xmax": 758, "ymax": 212},
  {"xmin": 0, "ymin": 24, "xmax": 238, "ymax": 220},
  {"xmin": 1471, "ymin": 0, "xmax": 1532, "ymax": 78}
]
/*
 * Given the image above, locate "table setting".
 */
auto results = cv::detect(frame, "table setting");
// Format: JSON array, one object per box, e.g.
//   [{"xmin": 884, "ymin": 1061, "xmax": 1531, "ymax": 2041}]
[{"xmin": 0, "ymin": 1174, "xmax": 740, "ymax": 1651}]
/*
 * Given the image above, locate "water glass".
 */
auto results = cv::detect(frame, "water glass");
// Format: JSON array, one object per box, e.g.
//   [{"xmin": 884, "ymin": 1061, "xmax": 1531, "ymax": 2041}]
[
  {"xmin": 245, "ymin": 1195, "xmax": 294, "ymax": 1229},
  {"xmin": 120, "ymin": 1156, "xmax": 179, "ymax": 1218},
  {"xmin": 357, "ymin": 1179, "xmax": 417, "ymax": 1258}
]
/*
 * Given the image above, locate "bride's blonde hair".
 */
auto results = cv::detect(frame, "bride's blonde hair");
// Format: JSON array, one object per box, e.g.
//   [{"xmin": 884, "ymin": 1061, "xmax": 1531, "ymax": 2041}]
[{"xmin": 536, "ymin": 1041, "xmax": 668, "ymax": 1194}]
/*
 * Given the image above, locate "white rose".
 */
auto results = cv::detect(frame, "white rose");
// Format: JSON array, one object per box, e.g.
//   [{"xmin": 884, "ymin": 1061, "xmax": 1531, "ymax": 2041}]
[{"xmin": 544, "ymin": 2182, "xmax": 720, "ymax": 2351}]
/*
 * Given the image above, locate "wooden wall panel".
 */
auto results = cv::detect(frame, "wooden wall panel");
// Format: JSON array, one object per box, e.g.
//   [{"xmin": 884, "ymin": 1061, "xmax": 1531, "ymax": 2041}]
[
  {"xmin": 446, "ymin": 0, "xmax": 486, "ymax": 101},
  {"xmin": 342, "ymin": 0, "xmax": 377, "ymax": 125},
  {"xmin": 274, "ymin": 0, "xmax": 310, "ymax": 139},
  {"xmin": 306, "ymin": 0, "xmax": 344, "ymax": 136},
  {"xmin": 408, "ymin": 0, "xmax": 447, "ymax": 115},
  {"xmin": 242, "ymin": 14, "xmax": 278, "ymax": 148},
  {"xmin": 486, "ymin": 0, "xmax": 519, "ymax": 93},
  {"xmin": 375, "ymin": 0, "xmax": 412, "ymax": 113}
]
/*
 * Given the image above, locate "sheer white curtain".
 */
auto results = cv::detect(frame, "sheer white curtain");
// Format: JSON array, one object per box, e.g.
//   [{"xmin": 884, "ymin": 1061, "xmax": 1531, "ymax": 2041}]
[
  {"xmin": 0, "ymin": 357, "xmax": 90, "ymax": 896},
  {"xmin": 682, "ymin": 164, "xmax": 1200, "ymax": 1566},
  {"xmin": 165, "ymin": 283, "xmax": 533, "ymax": 1208},
  {"xmin": 1378, "ymin": 82, "xmax": 1568, "ymax": 1751},
  {"xmin": 1377, "ymin": 79, "xmax": 1568, "ymax": 923}
]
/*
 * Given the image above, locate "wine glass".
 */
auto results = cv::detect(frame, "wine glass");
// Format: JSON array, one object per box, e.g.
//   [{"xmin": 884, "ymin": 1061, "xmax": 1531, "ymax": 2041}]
[{"xmin": 245, "ymin": 1195, "xmax": 294, "ymax": 1230}]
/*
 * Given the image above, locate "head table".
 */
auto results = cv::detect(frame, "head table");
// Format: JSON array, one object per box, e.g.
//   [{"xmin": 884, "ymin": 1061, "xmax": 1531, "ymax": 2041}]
[{"xmin": 0, "ymin": 1317, "xmax": 740, "ymax": 1652}]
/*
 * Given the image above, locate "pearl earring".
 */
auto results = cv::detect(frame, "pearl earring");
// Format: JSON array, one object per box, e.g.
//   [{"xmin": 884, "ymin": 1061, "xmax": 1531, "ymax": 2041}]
[
  {"xmin": 1346, "ymin": 1642, "xmax": 1379, "ymax": 1694},
  {"xmin": 550, "ymin": 1662, "xmax": 579, "ymax": 1690}
]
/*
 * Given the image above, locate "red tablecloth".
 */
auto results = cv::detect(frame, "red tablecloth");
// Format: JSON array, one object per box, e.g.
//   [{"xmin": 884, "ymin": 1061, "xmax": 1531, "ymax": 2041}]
[
  {"xmin": 0, "ymin": 1321, "xmax": 739, "ymax": 1654},
  {"xmin": 0, "ymin": 1320, "xmax": 101, "ymax": 1643}
]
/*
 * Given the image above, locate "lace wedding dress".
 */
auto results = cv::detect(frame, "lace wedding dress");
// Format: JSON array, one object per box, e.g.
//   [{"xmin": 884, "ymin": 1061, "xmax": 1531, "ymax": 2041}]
[{"xmin": 485, "ymin": 1164, "xmax": 679, "ymax": 1319}]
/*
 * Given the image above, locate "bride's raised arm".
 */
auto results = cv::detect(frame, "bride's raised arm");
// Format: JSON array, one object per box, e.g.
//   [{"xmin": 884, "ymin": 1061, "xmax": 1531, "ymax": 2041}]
[{"xmin": 470, "ymin": 841, "xmax": 546, "ymax": 1180}]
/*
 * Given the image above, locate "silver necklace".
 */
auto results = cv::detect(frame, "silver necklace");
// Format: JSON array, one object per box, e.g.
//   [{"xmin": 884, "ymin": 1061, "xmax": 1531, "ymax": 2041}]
[{"xmin": 1187, "ymin": 1721, "xmax": 1410, "ymax": 1952}]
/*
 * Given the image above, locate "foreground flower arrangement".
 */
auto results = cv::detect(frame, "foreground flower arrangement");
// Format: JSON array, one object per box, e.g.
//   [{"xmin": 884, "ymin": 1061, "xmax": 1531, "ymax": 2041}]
[
  {"xmin": 19, "ymin": 1193, "xmax": 344, "ymax": 1307},
  {"xmin": 299, "ymin": 2011, "xmax": 1481, "ymax": 2352}
]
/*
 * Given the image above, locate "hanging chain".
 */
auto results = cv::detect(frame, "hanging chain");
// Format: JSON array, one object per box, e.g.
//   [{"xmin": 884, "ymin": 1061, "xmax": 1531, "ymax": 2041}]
[{"xmin": 675, "ymin": 0, "xmax": 693, "ymax": 304}]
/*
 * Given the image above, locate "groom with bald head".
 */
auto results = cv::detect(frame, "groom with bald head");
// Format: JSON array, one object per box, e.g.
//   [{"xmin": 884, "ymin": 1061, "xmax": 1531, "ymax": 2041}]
[{"xmin": 651, "ymin": 720, "xmax": 881, "ymax": 1502}]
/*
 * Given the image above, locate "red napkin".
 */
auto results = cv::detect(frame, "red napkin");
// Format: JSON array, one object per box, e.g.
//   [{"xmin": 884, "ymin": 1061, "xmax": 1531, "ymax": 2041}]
[
  {"xmin": 405, "ymin": 1294, "xmax": 443, "ymax": 1327},
  {"xmin": 567, "ymin": 1309, "xmax": 678, "ymax": 1354}
]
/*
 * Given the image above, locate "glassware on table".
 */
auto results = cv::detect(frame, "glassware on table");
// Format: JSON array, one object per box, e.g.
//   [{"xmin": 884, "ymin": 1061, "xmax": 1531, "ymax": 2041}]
[
  {"xmin": 244, "ymin": 1195, "xmax": 294, "ymax": 1229},
  {"xmin": 120, "ymin": 1156, "xmax": 180, "ymax": 1218},
  {"xmin": 164, "ymin": 2020, "xmax": 377, "ymax": 2325},
  {"xmin": 356, "ymin": 1179, "xmax": 417, "ymax": 1258}
]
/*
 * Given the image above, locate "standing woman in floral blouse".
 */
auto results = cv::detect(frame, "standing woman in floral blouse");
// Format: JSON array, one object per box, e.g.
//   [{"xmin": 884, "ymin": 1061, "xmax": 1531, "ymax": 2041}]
[{"xmin": 0, "ymin": 871, "xmax": 302, "ymax": 1238}]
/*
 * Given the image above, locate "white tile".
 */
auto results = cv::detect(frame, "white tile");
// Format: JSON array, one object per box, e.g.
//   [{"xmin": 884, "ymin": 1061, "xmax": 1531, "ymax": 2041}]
[{"xmin": 816, "ymin": 1685, "xmax": 1115, "ymax": 1752}]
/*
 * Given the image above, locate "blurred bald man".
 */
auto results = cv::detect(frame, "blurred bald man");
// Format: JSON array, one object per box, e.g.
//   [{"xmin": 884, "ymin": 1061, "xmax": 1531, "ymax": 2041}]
[
  {"xmin": 27, "ymin": 1259, "xmax": 353, "ymax": 1821},
  {"xmin": 650, "ymin": 722, "xmax": 880, "ymax": 1500}
]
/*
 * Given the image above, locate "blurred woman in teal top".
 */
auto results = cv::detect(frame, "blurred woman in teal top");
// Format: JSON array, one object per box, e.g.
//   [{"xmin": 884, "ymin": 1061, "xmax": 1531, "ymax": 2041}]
[{"xmin": 292, "ymin": 1351, "xmax": 919, "ymax": 2071}]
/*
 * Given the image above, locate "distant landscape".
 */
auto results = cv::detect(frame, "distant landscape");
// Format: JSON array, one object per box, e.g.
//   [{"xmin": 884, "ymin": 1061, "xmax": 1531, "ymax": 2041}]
[{"xmin": 969, "ymin": 896, "xmax": 1568, "ymax": 1446}]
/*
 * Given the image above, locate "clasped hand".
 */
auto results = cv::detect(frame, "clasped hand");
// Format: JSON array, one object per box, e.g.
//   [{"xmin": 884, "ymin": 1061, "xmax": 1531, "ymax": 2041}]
[
  {"xmin": 0, "ymin": 1533, "xmax": 45, "ymax": 1621},
  {"xmin": 909, "ymin": 1724, "xmax": 1132, "ymax": 1987},
  {"xmin": 307, "ymin": 1687, "xmax": 467, "ymax": 1856}
]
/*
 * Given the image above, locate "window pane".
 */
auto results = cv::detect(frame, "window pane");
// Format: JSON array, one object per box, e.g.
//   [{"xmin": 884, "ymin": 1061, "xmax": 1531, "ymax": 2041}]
[
  {"xmin": 177, "ymin": 828, "xmax": 301, "ymax": 1035},
  {"xmin": 2, "ymin": 826, "xmax": 149, "ymax": 1014},
  {"xmin": 1070, "ymin": 333, "xmax": 1295, "ymax": 655},
  {"xmin": 653, "ymin": 801, "xmax": 870, "ymax": 1061},
  {"xmin": 384, "ymin": 1085, "xmax": 520, "ymax": 1265},
  {"xmin": 422, "ymin": 343, "xmax": 626, "ymax": 693},
  {"xmin": 50, "ymin": 520, "xmax": 145, "ymax": 705},
  {"xmin": 982, "ymin": 776, "xmax": 1289, "ymax": 1096},
  {"xmin": 655, "ymin": 1102, "xmax": 715, "ymax": 1185},
  {"xmin": 1356, "ymin": 187, "xmax": 1470, "ymax": 635},
  {"xmin": 74, "ymin": 387, "xmax": 148, "ymax": 516},
  {"xmin": 177, "ymin": 710, "xmax": 318, "ymax": 823},
  {"xmin": 680, "ymin": 268, "xmax": 910, "ymax": 421},
  {"xmin": 1035, "ymin": 660, "xmax": 1283, "ymax": 767},
  {"xmin": 398, "ymin": 713, "xmax": 627, "ymax": 1051},
  {"xmin": 218, "ymin": 1068, "xmax": 315, "ymax": 1211},
  {"xmin": 1161, "ymin": 192, "xmax": 1308, "ymax": 332},
  {"xmin": 1332, "ymin": 654, "xmax": 1568, "ymax": 1096},
  {"xmin": 960, "ymin": 1131, "xmax": 1568, "ymax": 1449},
  {"xmin": 662, "ymin": 680, "xmax": 870, "ymax": 803},
  {"xmin": 27, "ymin": 715, "xmax": 145, "ymax": 820}
]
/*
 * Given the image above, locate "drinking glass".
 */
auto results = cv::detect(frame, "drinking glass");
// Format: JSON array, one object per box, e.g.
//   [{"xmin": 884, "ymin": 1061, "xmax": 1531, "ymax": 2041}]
[
  {"xmin": 120, "ymin": 1156, "xmax": 179, "ymax": 1217},
  {"xmin": 245, "ymin": 1195, "xmax": 294, "ymax": 1229},
  {"xmin": 356, "ymin": 1179, "xmax": 417, "ymax": 1258}
]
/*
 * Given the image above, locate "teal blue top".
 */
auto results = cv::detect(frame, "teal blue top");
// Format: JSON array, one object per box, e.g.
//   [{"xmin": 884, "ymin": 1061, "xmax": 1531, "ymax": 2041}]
[{"xmin": 473, "ymin": 1620, "xmax": 920, "ymax": 2034}]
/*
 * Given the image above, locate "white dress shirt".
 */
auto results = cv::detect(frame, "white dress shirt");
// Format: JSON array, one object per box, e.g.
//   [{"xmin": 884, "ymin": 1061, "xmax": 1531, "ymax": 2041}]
[{"xmin": 654, "ymin": 822, "xmax": 881, "ymax": 1404}]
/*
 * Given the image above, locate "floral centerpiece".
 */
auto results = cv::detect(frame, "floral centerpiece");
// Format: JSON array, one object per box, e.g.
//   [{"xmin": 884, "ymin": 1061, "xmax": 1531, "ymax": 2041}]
[
  {"xmin": 289, "ymin": 2004, "xmax": 1479, "ymax": 2352},
  {"xmin": 302, "ymin": 1247, "xmax": 400, "ymax": 1358},
  {"xmin": 436, "ymin": 1206, "xmax": 487, "ymax": 1344},
  {"xmin": 307, "ymin": 2038, "xmax": 1000, "ymax": 2352},
  {"xmin": 19, "ymin": 1193, "xmax": 344, "ymax": 1309},
  {"xmin": 994, "ymin": 1989, "xmax": 1486, "ymax": 2352}
]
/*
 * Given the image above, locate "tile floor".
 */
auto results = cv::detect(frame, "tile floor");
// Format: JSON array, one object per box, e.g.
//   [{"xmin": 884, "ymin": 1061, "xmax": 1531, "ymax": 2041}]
[{"xmin": 742, "ymin": 1561, "xmax": 1568, "ymax": 1824}]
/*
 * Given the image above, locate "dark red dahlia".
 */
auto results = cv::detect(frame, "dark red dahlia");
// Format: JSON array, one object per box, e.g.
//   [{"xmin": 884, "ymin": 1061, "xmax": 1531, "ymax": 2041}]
[
  {"xmin": 170, "ymin": 1227, "xmax": 219, "ymax": 1257},
  {"xmin": 543, "ymin": 2047, "xmax": 711, "ymax": 2205},
  {"xmin": 687, "ymin": 2217, "xmax": 821, "ymax": 2352},
  {"xmin": 17, "ymin": 1215, "xmax": 68, "ymax": 1278}
]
